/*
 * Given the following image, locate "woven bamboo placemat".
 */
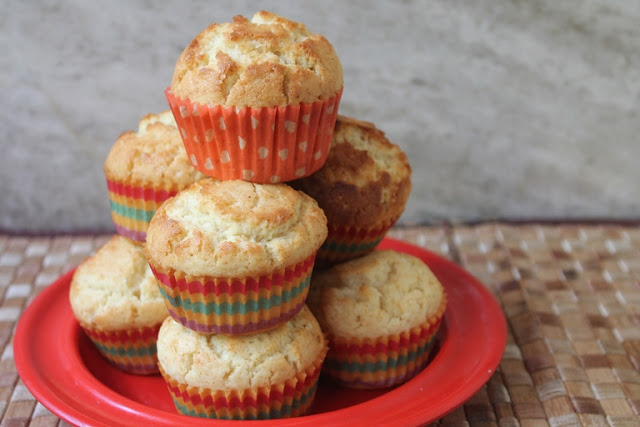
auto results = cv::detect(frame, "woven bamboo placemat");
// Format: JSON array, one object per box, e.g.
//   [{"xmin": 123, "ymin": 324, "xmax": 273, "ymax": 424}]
[{"xmin": 1, "ymin": 223, "xmax": 639, "ymax": 426}]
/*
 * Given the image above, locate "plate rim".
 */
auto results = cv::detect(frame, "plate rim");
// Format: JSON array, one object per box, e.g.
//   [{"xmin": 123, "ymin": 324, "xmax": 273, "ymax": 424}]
[{"xmin": 14, "ymin": 237, "xmax": 507, "ymax": 426}]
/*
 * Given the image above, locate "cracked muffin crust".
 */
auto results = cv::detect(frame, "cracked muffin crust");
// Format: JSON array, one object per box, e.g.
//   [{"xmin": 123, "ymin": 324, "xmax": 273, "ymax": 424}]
[
  {"xmin": 307, "ymin": 250, "xmax": 444, "ymax": 337},
  {"xmin": 291, "ymin": 115, "xmax": 411, "ymax": 266},
  {"xmin": 170, "ymin": 10, "xmax": 343, "ymax": 108},
  {"xmin": 104, "ymin": 110, "xmax": 207, "ymax": 189},
  {"xmin": 145, "ymin": 179, "xmax": 327, "ymax": 278},
  {"xmin": 293, "ymin": 115, "xmax": 411, "ymax": 230},
  {"xmin": 69, "ymin": 235, "xmax": 167, "ymax": 331}
]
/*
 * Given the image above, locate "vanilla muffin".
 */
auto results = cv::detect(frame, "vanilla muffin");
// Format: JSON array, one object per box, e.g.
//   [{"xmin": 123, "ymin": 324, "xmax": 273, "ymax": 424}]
[
  {"xmin": 104, "ymin": 110, "xmax": 207, "ymax": 242},
  {"xmin": 293, "ymin": 115, "xmax": 412, "ymax": 267},
  {"xmin": 171, "ymin": 11, "xmax": 342, "ymax": 108},
  {"xmin": 157, "ymin": 306, "xmax": 327, "ymax": 419},
  {"xmin": 307, "ymin": 250, "xmax": 446, "ymax": 388},
  {"xmin": 145, "ymin": 179, "xmax": 327, "ymax": 335},
  {"xmin": 69, "ymin": 235, "xmax": 168, "ymax": 374},
  {"xmin": 165, "ymin": 10, "xmax": 343, "ymax": 183}
]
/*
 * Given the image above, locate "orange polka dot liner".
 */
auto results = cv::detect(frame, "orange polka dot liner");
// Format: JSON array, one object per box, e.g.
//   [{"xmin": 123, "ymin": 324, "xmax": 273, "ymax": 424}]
[{"xmin": 165, "ymin": 88, "xmax": 343, "ymax": 184}]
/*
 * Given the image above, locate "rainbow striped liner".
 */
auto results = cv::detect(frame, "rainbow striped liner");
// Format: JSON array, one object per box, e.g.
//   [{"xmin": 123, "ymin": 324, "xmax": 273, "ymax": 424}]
[
  {"xmin": 81, "ymin": 323, "xmax": 162, "ymax": 375},
  {"xmin": 159, "ymin": 340, "xmax": 327, "ymax": 419},
  {"xmin": 316, "ymin": 216, "xmax": 399, "ymax": 268},
  {"xmin": 323, "ymin": 293, "xmax": 447, "ymax": 389},
  {"xmin": 106, "ymin": 179, "xmax": 178, "ymax": 242},
  {"xmin": 150, "ymin": 254, "xmax": 317, "ymax": 335}
]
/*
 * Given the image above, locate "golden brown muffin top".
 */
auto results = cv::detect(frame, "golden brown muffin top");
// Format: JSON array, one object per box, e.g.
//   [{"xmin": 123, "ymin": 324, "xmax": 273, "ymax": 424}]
[
  {"xmin": 307, "ymin": 250, "xmax": 444, "ymax": 338},
  {"xmin": 293, "ymin": 115, "xmax": 412, "ymax": 227},
  {"xmin": 145, "ymin": 179, "xmax": 327, "ymax": 278},
  {"xmin": 69, "ymin": 235, "xmax": 168, "ymax": 331},
  {"xmin": 170, "ymin": 11, "xmax": 343, "ymax": 108},
  {"xmin": 103, "ymin": 110, "xmax": 207, "ymax": 188},
  {"xmin": 157, "ymin": 305, "xmax": 325, "ymax": 390}
]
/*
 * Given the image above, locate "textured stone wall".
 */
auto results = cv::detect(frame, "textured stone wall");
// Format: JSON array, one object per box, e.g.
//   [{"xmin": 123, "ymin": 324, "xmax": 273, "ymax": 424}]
[{"xmin": 2, "ymin": 0, "xmax": 638, "ymax": 231}]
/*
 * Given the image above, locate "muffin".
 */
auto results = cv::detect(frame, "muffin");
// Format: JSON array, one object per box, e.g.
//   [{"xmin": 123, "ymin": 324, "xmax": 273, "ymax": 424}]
[
  {"xmin": 165, "ymin": 10, "xmax": 343, "ymax": 183},
  {"xmin": 292, "ymin": 115, "xmax": 412, "ymax": 267},
  {"xmin": 104, "ymin": 110, "xmax": 207, "ymax": 242},
  {"xmin": 307, "ymin": 250, "xmax": 446, "ymax": 389},
  {"xmin": 157, "ymin": 305, "xmax": 327, "ymax": 420},
  {"xmin": 69, "ymin": 235, "xmax": 168, "ymax": 374},
  {"xmin": 145, "ymin": 179, "xmax": 327, "ymax": 335}
]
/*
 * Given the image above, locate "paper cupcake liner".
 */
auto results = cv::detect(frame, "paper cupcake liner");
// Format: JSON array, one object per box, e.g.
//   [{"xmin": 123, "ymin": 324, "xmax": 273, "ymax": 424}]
[
  {"xmin": 106, "ymin": 179, "xmax": 178, "ymax": 242},
  {"xmin": 80, "ymin": 323, "xmax": 162, "ymax": 375},
  {"xmin": 159, "ymin": 338, "xmax": 328, "ymax": 419},
  {"xmin": 323, "ymin": 293, "xmax": 447, "ymax": 389},
  {"xmin": 316, "ymin": 216, "xmax": 399, "ymax": 268},
  {"xmin": 165, "ymin": 88, "xmax": 343, "ymax": 183},
  {"xmin": 150, "ymin": 254, "xmax": 317, "ymax": 335}
]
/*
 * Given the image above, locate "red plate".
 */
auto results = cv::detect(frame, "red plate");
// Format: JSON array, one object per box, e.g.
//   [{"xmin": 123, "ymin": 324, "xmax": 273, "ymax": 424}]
[{"xmin": 14, "ymin": 238, "xmax": 506, "ymax": 426}]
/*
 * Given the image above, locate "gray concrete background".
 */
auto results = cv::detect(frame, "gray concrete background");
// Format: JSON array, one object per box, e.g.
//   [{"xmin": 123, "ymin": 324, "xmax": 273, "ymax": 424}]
[{"xmin": 2, "ymin": 0, "xmax": 639, "ymax": 232}]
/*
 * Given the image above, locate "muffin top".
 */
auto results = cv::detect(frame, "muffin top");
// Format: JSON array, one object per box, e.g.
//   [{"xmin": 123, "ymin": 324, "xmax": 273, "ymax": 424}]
[
  {"xmin": 170, "ymin": 10, "xmax": 343, "ymax": 108},
  {"xmin": 103, "ymin": 110, "xmax": 206, "ymax": 188},
  {"xmin": 293, "ymin": 115, "xmax": 412, "ymax": 228},
  {"xmin": 145, "ymin": 179, "xmax": 327, "ymax": 278},
  {"xmin": 157, "ymin": 305, "xmax": 325, "ymax": 390},
  {"xmin": 307, "ymin": 250, "xmax": 444, "ymax": 338},
  {"xmin": 69, "ymin": 235, "xmax": 168, "ymax": 330}
]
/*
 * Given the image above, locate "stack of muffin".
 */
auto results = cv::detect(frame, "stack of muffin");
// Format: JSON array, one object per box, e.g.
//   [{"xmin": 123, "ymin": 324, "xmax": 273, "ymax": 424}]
[{"xmin": 69, "ymin": 11, "xmax": 446, "ymax": 420}]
